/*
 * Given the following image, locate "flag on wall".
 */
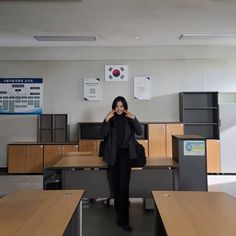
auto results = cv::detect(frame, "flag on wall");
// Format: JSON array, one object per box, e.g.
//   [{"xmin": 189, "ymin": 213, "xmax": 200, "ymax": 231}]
[{"xmin": 105, "ymin": 65, "xmax": 128, "ymax": 81}]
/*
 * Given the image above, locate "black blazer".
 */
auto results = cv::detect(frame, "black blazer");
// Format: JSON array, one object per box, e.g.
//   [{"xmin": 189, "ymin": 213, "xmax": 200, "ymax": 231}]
[{"xmin": 100, "ymin": 116, "xmax": 143, "ymax": 165}]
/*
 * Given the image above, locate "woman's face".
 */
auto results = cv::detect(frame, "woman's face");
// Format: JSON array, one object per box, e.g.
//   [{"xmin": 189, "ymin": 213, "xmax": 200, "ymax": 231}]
[{"xmin": 115, "ymin": 101, "xmax": 125, "ymax": 114}]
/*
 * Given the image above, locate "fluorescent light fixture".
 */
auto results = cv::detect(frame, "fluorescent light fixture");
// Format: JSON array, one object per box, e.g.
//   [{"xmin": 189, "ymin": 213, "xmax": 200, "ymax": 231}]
[
  {"xmin": 34, "ymin": 36, "xmax": 96, "ymax": 41},
  {"xmin": 179, "ymin": 33, "xmax": 236, "ymax": 40}
]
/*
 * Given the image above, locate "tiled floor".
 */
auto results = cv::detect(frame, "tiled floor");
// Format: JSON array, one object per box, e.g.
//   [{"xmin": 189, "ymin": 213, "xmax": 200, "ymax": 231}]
[{"xmin": 0, "ymin": 174, "xmax": 236, "ymax": 235}]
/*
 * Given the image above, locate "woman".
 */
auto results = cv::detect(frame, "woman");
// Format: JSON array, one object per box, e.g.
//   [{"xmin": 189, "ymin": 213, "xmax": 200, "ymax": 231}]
[{"xmin": 100, "ymin": 96, "xmax": 143, "ymax": 232}]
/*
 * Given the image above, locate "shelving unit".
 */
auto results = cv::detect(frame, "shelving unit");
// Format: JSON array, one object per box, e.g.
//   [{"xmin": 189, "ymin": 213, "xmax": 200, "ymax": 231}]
[
  {"xmin": 38, "ymin": 114, "xmax": 68, "ymax": 142},
  {"xmin": 179, "ymin": 92, "xmax": 219, "ymax": 139}
]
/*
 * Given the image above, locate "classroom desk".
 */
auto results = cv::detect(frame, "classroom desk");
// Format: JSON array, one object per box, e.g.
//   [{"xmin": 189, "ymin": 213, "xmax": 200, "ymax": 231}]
[
  {"xmin": 152, "ymin": 191, "xmax": 236, "ymax": 236},
  {"xmin": 0, "ymin": 189, "xmax": 84, "ymax": 236},
  {"xmin": 44, "ymin": 155, "xmax": 178, "ymax": 198}
]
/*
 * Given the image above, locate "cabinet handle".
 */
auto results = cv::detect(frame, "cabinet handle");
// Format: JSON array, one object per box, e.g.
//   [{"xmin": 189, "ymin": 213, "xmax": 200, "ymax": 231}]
[
  {"xmin": 58, "ymin": 146, "xmax": 61, "ymax": 154},
  {"xmin": 61, "ymin": 146, "xmax": 64, "ymax": 155}
]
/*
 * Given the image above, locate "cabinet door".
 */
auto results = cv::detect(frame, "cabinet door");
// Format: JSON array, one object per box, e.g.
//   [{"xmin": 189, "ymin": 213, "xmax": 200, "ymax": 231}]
[
  {"xmin": 61, "ymin": 144, "xmax": 79, "ymax": 156},
  {"xmin": 8, "ymin": 145, "xmax": 26, "ymax": 173},
  {"xmin": 94, "ymin": 140, "xmax": 102, "ymax": 156},
  {"xmin": 79, "ymin": 140, "xmax": 96, "ymax": 155},
  {"xmin": 207, "ymin": 139, "xmax": 221, "ymax": 173},
  {"xmin": 44, "ymin": 145, "xmax": 61, "ymax": 167},
  {"xmin": 166, "ymin": 124, "xmax": 184, "ymax": 157},
  {"xmin": 25, "ymin": 145, "xmax": 44, "ymax": 173},
  {"xmin": 148, "ymin": 124, "xmax": 166, "ymax": 157},
  {"xmin": 137, "ymin": 140, "xmax": 149, "ymax": 157}
]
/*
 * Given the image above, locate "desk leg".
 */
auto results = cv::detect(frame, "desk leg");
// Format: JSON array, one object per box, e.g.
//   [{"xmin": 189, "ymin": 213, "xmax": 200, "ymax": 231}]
[
  {"xmin": 63, "ymin": 201, "xmax": 82, "ymax": 236},
  {"xmin": 80, "ymin": 202, "xmax": 82, "ymax": 236},
  {"xmin": 155, "ymin": 206, "xmax": 167, "ymax": 236}
]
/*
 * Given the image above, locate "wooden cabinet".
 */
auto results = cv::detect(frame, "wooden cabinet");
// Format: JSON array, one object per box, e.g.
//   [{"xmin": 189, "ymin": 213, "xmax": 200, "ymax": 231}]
[
  {"xmin": 148, "ymin": 123, "xmax": 184, "ymax": 158},
  {"xmin": 79, "ymin": 140, "xmax": 101, "ymax": 156},
  {"xmin": 207, "ymin": 139, "xmax": 221, "ymax": 173},
  {"xmin": 148, "ymin": 124, "xmax": 166, "ymax": 157},
  {"xmin": 8, "ymin": 145, "xmax": 43, "ymax": 173},
  {"xmin": 166, "ymin": 124, "xmax": 184, "ymax": 157},
  {"xmin": 44, "ymin": 144, "xmax": 78, "ymax": 167}
]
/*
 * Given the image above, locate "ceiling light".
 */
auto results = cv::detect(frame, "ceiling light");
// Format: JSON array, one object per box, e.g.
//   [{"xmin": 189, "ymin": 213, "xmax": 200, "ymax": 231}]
[
  {"xmin": 33, "ymin": 36, "xmax": 96, "ymax": 41},
  {"xmin": 179, "ymin": 33, "xmax": 236, "ymax": 40},
  {"xmin": 134, "ymin": 35, "xmax": 141, "ymax": 39}
]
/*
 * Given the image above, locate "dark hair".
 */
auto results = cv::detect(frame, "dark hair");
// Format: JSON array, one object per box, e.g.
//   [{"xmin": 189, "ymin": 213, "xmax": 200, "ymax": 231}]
[{"xmin": 112, "ymin": 96, "xmax": 128, "ymax": 110}]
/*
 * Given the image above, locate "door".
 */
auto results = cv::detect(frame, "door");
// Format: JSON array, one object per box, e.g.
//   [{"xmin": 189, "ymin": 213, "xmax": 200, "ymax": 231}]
[
  {"xmin": 207, "ymin": 139, "xmax": 221, "ymax": 173},
  {"xmin": 25, "ymin": 145, "xmax": 44, "ymax": 173},
  {"xmin": 79, "ymin": 140, "xmax": 97, "ymax": 155},
  {"xmin": 61, "ymin": 144, "xmax": 79, "ymax": 156},
  {"xmin": 44, "ymin": 145, "xmax": 61, "ymax": 167},
  {"xmin": 148, "ymin": 124, "xmax": 166, "ymax": 157},
  {"xmin": 8, "ymin": 145, "xmax": 26, "ymax": 173},
  {"xmin": 166, "ymin": 124, "xmax": 184, "ymax": 157},
  {"xmin": 220, "ymin": 104, "xmax": 236, "ymax": 173}
]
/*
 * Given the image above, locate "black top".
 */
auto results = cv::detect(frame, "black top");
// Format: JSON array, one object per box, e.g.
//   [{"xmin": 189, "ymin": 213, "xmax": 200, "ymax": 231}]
[
  {"xmin": 114, "ymin": 113, "xmax": 126, "ymax": 147},
  {"xmin": 100, "ymin": 116, "xmax": 143, "ymax": 165}
]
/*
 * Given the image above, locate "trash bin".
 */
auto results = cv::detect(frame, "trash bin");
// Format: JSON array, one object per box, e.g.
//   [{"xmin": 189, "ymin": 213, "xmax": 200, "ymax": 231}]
[{"xmin": 44, "ymin": 174, "xmax": 62, "ymax": 190}]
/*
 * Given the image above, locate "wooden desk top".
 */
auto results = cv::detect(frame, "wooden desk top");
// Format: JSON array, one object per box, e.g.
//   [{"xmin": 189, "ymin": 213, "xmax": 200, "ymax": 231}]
[
  {"xmin": 53, "ymin": 156, "xmax": 178, "ymax": 169},
  {"xmin": 152, "ymin": 191, "xmax": 236, "ymax": 236},
  {"xmin": 145, "ymin": 157, "xmax": 178, "ymax": 169},
  {"xmin": 54, "ymin": 155, "xmax": 107, "ymax": 168},
  {"xmin": 0, "ymin": 190, "xmax": 84, "ymax": 236}
]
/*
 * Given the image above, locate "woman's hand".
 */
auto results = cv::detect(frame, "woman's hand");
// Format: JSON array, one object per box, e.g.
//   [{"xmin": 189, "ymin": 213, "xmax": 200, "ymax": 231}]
[
  {"xmin": 124, "ymin": 110, "xmax": 135, "ymax": 119},
  {"xmin": 105, "ymin": 110, "xmax": 115, "ymax": 122}
]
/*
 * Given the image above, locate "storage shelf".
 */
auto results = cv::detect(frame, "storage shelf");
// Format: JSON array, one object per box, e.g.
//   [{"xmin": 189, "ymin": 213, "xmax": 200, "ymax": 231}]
[
  {"xmin": 38, "ymin": 114, "xmax": 68, "ymax": 143},
  {"xmin": 179, "ymin": 92, "xmax": 219, "ymax": 139}
]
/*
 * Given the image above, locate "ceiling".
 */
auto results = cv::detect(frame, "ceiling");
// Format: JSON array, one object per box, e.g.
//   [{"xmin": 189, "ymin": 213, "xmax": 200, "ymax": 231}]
[{"xmin": 0, "ymin": 0, "xmax": 236, "ymax": 47}]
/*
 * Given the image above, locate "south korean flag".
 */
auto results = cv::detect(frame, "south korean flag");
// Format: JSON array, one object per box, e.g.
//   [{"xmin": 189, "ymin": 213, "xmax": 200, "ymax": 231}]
[{"xmin": 105, "ymin": 65, "xmax": 128, "ymax": 81}]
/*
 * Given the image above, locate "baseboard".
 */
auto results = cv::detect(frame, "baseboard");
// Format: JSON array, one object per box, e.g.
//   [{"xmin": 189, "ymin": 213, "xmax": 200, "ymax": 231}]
[{"xmin": 0, "ymin": 167, "xmax": 8, "ymax": 175}]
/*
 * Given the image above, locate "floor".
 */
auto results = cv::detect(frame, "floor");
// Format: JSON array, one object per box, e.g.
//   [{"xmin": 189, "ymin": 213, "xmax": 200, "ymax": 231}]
[{"xmin": 0, "ymin": 174, "xmax": 236, "ymax": 235}]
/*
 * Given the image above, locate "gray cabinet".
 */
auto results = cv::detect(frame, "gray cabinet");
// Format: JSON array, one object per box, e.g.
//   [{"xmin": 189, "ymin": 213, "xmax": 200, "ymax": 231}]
[
  {"xmin": 172, "ymin": 135, "xmax": 208, "ymax": 191},
  {"xmin": 38, "ymin": 114, "xmax": 68, "ymax": 142}
]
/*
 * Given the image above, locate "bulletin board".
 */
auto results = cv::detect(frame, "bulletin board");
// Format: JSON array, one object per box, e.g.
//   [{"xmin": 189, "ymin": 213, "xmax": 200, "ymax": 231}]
[{"xmin": 0, "ymin": 78, "xmax": 43, "ymax": 114}]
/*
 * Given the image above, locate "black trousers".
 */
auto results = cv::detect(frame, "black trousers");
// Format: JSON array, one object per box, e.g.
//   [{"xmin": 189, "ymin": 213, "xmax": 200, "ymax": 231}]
[{"xmin": 110, "ymin": 148, "xmax": 131, "ymax": 225}]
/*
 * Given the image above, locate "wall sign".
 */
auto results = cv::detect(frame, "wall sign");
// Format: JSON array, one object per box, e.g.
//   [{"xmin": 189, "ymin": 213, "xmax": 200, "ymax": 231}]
[
  {"xmin": 134, "ymin": 76, "xmax": 151, "ymax": 100},
  {"xmin": 84, "ymin": 78, "xmax": 101, "ymax": 101},
  {"xmin": 184, "ymin": 140, "xmax": 205, "ymax": 156},
  {"xmin": 0, "ymin": 78, "xmax": 43, "ymax": 114},
  {"xmin": 105, "ymin": 65, "xmax": 128, "ymax": 81}
]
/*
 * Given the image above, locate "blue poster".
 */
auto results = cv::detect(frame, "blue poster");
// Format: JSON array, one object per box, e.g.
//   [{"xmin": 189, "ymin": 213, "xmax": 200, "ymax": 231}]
[{"xmin": 0, "ymin": 78, "xmax": 43, "ymax": 114}]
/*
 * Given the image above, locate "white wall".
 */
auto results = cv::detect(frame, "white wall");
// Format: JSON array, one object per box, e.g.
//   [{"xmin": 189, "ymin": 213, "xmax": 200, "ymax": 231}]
[{"xmin": 1, "ymin": 46, "xmax": 236, "ymax": 167}]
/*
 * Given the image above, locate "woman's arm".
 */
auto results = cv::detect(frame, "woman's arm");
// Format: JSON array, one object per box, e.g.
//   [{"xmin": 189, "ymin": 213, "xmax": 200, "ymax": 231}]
[
  {"xmin": 124, "ymin": 110, "xmax": 143, "ymax": 135},
  {"xmin": 100, "ymin": 110, "xmax": 114, "ymax": 138},
  {"xmin": 129, "ymin": 117, "xmax": 143, "ymax": 135}
]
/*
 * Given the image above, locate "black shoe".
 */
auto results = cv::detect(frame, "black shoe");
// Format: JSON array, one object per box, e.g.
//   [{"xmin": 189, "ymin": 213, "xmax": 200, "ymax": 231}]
[
  {"xmin": 117, "ymin": 221, "xmax": 133, "ymax": 232},
  {"xmin": 121, "ymin": 224, "xmax": 132, "ymax": 232}
]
